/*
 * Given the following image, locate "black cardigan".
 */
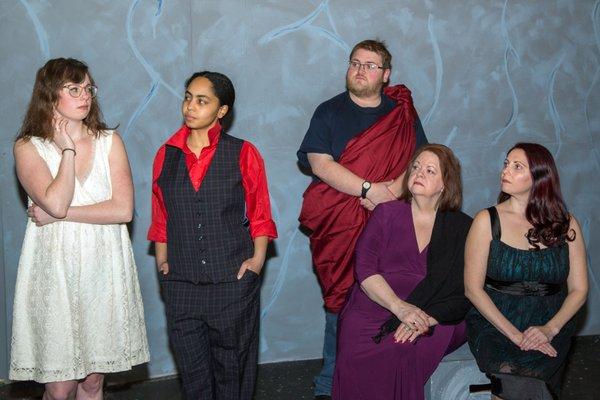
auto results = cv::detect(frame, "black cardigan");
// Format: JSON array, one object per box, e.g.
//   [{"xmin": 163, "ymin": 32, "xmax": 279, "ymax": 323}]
[{"xmin": 374, "ymin": 209, "xmax": 473, "ymax": 342}]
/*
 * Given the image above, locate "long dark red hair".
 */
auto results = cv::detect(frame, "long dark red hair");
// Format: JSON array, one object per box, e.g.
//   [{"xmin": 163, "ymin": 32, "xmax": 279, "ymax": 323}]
[{"xmin": 498, "ymin": 142, "xmax": 574, "ymax": 248}]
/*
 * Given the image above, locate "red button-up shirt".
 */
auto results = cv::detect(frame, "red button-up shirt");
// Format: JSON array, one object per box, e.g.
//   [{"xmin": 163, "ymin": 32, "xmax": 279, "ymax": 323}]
[{"xmin": 147, "ymin": 122, "xmax": 278, "ymax": 243}]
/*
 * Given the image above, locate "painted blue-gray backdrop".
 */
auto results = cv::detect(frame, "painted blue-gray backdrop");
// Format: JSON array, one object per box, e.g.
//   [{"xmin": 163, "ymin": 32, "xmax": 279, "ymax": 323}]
[{"xmin": 1, "ymin": 0, "xmax": 599, "ymax": 392}]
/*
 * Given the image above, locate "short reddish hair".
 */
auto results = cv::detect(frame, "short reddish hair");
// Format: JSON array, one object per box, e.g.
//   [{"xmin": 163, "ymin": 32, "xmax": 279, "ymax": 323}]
[{"xmin": 399, "ymin": 144, "xmax": 462, "ymax": 212}]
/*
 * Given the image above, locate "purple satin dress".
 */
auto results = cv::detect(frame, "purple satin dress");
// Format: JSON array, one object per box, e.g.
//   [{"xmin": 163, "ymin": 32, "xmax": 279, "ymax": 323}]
[{"xmin": 333, "ymin": 201, "xmax": 466, "ymax": 400}]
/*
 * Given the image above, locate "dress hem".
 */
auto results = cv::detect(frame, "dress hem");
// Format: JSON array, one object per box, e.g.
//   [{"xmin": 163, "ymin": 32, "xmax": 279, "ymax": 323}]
[{"xmin": 8, "ymin": 352, "xmax": 150, "ymax": 383}]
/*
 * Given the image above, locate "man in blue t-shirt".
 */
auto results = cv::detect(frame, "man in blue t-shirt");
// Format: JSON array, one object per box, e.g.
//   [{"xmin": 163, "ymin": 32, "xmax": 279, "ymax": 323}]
[{"xmin": 297, "ymin": 39, "xmax": 427, "ymax": 400}]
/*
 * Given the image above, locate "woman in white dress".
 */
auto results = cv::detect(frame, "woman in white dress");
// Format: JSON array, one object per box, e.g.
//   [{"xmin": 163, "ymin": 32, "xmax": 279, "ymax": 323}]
[{"xmin": 11, "ymin": 58, "xmax": 149, "ymax": 400}]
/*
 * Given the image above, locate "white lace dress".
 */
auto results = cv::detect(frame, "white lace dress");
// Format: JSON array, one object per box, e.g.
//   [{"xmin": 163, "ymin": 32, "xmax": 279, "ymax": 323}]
[{"xmin": 10, "ymin": 132, "xmax": 150, "ymax": 383}]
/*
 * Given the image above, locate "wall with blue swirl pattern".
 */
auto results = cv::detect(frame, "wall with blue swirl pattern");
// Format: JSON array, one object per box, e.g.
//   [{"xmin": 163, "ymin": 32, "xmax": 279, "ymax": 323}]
[{"xmin": 1, "ymin": 1, "xmax": 598, "ymax": 390}]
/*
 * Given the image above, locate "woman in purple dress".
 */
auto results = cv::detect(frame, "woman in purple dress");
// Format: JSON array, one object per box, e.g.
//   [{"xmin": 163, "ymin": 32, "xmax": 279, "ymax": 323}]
[{"xmin": 333, "ymin": 144, "xmax": 472, "ymax": 400}]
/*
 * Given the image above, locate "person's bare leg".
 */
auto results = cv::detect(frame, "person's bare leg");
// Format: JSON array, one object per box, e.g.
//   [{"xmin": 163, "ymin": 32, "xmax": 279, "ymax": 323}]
[
  {"xmin": 43, "ymin": 381, "xmax": 78, "ymax": 400},
  {"xmin": 75, "ymin": 373, "xmax": 104, "ymax": 400}
]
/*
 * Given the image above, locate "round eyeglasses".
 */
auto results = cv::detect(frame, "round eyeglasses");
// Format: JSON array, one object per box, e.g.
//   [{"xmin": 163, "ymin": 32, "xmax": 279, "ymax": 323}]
[
  {"xmin": 348, "ymin": 60, "xmax": 384, "ymax": 71},
  {"xmin": 62, "ymin": 84, "xmax": 98, "ymax": 98}
]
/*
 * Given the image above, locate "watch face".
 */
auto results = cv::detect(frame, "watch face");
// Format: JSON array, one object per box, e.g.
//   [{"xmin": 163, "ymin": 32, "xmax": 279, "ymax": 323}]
[{"xmin": 361, "ymin": 181, "xmax": 371, "ymax": 199}]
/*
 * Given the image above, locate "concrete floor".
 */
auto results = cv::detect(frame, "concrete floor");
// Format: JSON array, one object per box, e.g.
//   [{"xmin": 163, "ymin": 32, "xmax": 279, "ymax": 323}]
[{"xmin": 1, "ymin": 335, "xmax": 598, "ymax": 399}]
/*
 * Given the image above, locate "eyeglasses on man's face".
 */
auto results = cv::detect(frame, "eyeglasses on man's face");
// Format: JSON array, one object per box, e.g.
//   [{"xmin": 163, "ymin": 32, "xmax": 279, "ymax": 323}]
[
  {"xmin": 348, "ymin": 60, "xmax": 384, "ymax": 71},
  {"xmin": 62, "ymin": 84, "xmax": 98, "ymax": 98}
]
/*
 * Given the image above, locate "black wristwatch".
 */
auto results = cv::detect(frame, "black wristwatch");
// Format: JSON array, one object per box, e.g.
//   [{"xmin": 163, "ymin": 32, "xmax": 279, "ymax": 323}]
[{"xmin": 360, "ymin": 181, "xmax": 372, "ymax": 199}]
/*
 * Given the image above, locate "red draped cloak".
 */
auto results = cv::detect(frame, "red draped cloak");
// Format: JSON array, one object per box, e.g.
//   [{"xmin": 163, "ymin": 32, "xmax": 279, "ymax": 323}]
[{"xmin": 299, "ymin": 85, "xmax": 417, "ymax": 313}]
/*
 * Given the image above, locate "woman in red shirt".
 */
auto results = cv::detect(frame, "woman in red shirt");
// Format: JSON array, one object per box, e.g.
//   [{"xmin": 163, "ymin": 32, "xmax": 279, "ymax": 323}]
[{"xmin": 148, "ymin": 71, "xmax": 277, "ymax": 400}]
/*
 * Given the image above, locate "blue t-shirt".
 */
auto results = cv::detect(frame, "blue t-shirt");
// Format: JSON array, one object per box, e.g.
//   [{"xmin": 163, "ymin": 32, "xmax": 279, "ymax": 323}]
[{"xmin": 297, "ymin": 91, "xmax": 427, "ymax": 169}]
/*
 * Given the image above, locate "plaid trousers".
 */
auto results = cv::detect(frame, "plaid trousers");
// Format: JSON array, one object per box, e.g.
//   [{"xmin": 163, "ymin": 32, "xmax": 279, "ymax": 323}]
[{"xmin": 161, "ymin": 271, "xmax": 261, "ymax": 400}]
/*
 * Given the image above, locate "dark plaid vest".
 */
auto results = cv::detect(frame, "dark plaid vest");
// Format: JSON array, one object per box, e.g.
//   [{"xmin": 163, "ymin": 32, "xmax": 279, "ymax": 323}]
[{"xmin": 158, "ymin": 133, "xmax": 254, "ymax": 283}]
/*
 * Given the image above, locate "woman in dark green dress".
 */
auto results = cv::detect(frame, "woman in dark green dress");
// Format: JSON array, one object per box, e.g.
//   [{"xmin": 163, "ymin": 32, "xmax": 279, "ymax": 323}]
[{"xmin": 465, "ymin": 143, "xmax": 588, "ymax": 399}]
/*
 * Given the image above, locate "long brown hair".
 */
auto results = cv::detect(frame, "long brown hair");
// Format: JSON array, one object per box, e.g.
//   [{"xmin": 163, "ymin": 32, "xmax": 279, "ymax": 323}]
[
  {"xmin": 498, "ymin": 142, "xmax": 574, "ymax": 248},
  {"xmin": 16, "ymin": 58, "xmax": 112, "ymax": 141},
  {"xmin": 399, "ymin": 144, "xmax": 463, "ymax": 212}
]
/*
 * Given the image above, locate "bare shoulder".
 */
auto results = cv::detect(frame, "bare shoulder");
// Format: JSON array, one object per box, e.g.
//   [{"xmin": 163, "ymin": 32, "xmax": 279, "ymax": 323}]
[
  {"xmin": 105, "ymin": 131, "xmax": 132, "ymax": 172},
  {"xmin": 567, "ymin": 213, "xmax": 584, "ymax": 242},
  {"xmin": 13, "ymin": 138, "xmax": 41, "ymax": 161},
  {"xmin": 109, "ymin": 130, "xmax": 123, "ymax": 140},
  {"xmin": 14, "ymin": 137, "xmax": 34, "ymax": 154},
  {"xmin": 106, "ymin": 130, "xmax": 123, "ymax": 144},
  {"xmin": 106, "ymin": 131, "xmax": 127, "ymax": 153},
  {"xmin": 568, "ymin": 213, "xmax": 581, "ymax": 230},
  {"xmin": 472, "ymin": 208, "xmax": 492, "ymax": 228},
  {"xmin": 467, "ymin": 208, "xmax": 493, "ymax": 241}
]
